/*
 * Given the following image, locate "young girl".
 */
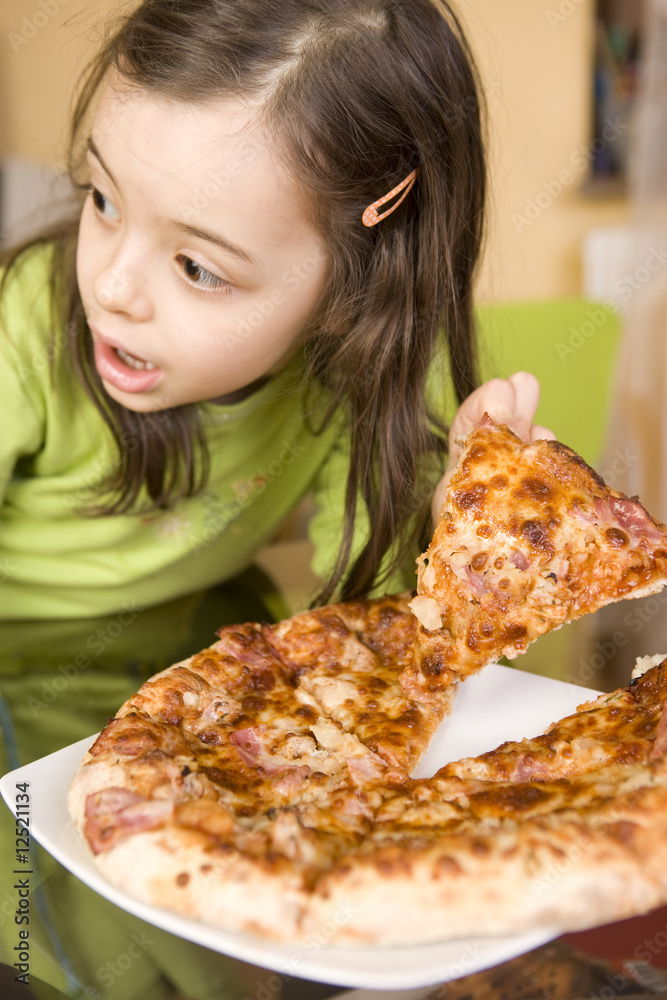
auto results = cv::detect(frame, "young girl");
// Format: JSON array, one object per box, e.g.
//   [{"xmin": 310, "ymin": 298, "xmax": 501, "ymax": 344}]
[{"xmin": 0, "ymin": 0, "xmax": 545, "ymax": 621}]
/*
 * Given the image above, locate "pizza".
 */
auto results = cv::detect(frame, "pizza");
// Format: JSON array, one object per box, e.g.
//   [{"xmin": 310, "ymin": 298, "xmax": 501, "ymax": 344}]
[
  {"xmin": 68, "ymin": 594, "xmax": 456, "ymax": 940},
  {"xmin": 308, "ymin": 655, "xmax": 667, "ymax": 944},
  {"xmin": 68, "ymin": 638, "xmax": 667, "ymax": 946},
  {"xmin": 404, "ymin": 416, "xmax": 667, "ymax": 700},
  {"xmin": 67, "ymin": 420, "xmax": 667, "ymax": 948}
]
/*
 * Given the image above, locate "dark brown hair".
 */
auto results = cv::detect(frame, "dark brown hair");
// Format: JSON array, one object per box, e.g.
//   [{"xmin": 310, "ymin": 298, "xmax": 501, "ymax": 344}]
[{"xmin": 3, "ymin": 0, "xmax": 486, "ymax": 603}]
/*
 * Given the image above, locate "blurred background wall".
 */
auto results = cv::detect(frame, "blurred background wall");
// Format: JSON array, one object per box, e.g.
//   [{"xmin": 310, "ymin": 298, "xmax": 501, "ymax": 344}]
[
  {"xmin": 0, "ymin": 0, "xmax": 632, "ymax": 302},
  {"xmin": 0, "ymin": 1, "xmax": 111, "ymax": 161}
]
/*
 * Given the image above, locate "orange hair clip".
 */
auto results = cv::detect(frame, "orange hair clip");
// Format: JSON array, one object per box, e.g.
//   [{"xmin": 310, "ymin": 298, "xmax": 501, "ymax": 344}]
[{"xmin": 362, "ymin": 168, "xmax": 418, "ymax": 227}]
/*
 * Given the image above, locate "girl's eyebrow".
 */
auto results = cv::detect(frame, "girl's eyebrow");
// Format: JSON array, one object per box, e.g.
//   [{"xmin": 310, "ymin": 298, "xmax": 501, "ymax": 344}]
[
  {"xmin": 170, "ymin": 221, "xmax": 259, "ymax": 268},
  {"xmin": 87, "ymin": 136, "xmax": 117, "ymax": 184},
  {"xmin": 86, "ymin": 135, "xmax": 258, "ymax": 269}
]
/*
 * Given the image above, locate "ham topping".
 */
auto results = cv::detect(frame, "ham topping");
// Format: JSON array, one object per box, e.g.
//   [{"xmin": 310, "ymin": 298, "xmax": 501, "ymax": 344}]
[
  {"xmin": 230, "ymin": 727, "xmax": 330, "ymax": 780},
  {"xmin": 510, "ymin": 550, "xmax": 531, "ymax": 571},
  {"xmin": 273, "ymin": 765, "xmax": 312, "ymax": 797},
  {"xmin": 84, "ymin": 787, "xmax": 173, "ymax": 854},
  {"xmin": 230, "ymin": 726, "xmax": 284, "ymax": 776},
  {"xmin": 347, "ymin": 753, "xmax": 388, "ymax": 787},
  {"xmin": 589, "ymin": 496, "xmax": 666, "ymax": 546}
]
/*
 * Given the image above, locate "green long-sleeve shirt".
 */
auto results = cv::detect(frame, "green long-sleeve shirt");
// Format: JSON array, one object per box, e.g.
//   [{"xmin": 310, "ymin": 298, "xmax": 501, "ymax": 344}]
[{"xmin": 0, "ymin": 243, "xmax": 411, "ymax": 620}]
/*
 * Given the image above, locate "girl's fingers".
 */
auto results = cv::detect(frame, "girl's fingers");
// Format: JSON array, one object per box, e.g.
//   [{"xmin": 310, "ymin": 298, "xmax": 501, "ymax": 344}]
[
  {"xmin": 436, "ymin": 373, "xmax": 557, "ymax": 526},
  {"xmin": 448, "ymin": 379, "xmax": 517, "ymax": 450},
  {"xmin": 530, "ymin": 423, "xmax": 557, "ymax": 442},
  {"xmin": 505, "ymin": 372, "xmax": 541, "ymax": 440}
]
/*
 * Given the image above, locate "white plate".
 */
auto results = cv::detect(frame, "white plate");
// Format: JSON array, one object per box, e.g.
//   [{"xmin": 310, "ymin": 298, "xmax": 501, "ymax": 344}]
[{"xmin": 0, "ymin": 664, "xmax": 596, "ymax": 992}]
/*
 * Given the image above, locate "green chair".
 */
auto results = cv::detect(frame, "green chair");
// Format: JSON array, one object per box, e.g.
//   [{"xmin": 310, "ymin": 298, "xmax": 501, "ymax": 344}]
[
  {"xmin": 475, "ymin": 299, "xmax": 623, "ymax": 682},
  {"xmin": 477, "ymin": 298, "xmax": 622, "ymax": 466}
]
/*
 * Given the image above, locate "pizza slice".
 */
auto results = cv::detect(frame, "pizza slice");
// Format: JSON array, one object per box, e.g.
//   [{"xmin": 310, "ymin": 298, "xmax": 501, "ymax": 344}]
[
  {"xmin": 401, "ymin": 416, "xmax": 667, "ymax": 700},
  {"xmin": 67, "ymin": 621, "xmax": 381, "ymax": 939},
  {"xmin": 67, "ymin": 595, "xmax": 449, "ymax": 939},
  {"xmin": 440, "ymin": 651, "xmax": 667, "ymax": 784},
  {"xmin": 305, "ymin": 657, "xmax": 667, "ymax": 946}
]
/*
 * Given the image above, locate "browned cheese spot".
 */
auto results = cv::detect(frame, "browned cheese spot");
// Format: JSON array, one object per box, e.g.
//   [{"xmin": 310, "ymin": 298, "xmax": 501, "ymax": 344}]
[
  {"xmin": 435, "ymin": 855, "xmax": 463, "ymax": 877},
  {"xmin": 498, "ymin": 578, "xmax": 511, "ymax": 590},
  {"xmin": 468, "ymin": 444, "xmax": 487, "ymax": 461},
  {"xmin": 476, "ymin": 524, "xmax": 493, "ymax": 539},
  {"xmin": 607, "ymin": 821, "xmax": 639, "ymax": 847},
  {"xmin": 520, "ymin": 519, "xmax": 554, "ymax": 555},
  {"xmin": 241, "ymin": 695, "xmax": 266, "ymax": 713},
  {"xmin": 418, "ymin": 648, "xmax": 447, "ymax": 677},
  {"xmin": 238, "ymin": 805, "xmax": 258, "ymax": 818},
  {"xmin": 198, "ymin": 657, "xmax": 219, "ymax": 671},
  {"xmin": 489, "ymin": 474, "xmax": 510, "ymax": 490},
  {"xmin": 514, "ymin": 476, "xmax": 554, "ymax": 502},
  {"xmin": 197, "ymin": 728, "xmax": 225, "ymax": 746},
  {"xmin": 294, "ymin": 705, "xmax": 317, "ymax": 721},
  {"xmin": 176, "ymin": 872, "xmax": 190, "ymax": 887},
  {"xmin": 157, "ymin": 692, "xmax": 184, "ymax": 726},
  {"xmin": 605, "ymin": 527, "xmax": 629, "ymax": 548},
  {"xmin": 471, "ymin": 784, "xmax": 552, "ymax": 814},
  {"xmin": 454, "ymin": 483, "xmax": 488, "ymax": 517},
  {"xmin": 394, "ymin": 707, "xmax": 422, "ymax": 730},
  {"xmin": 502, "ymin": 623, "xmax": 528, "ymax": 643},
  {"xmin": 200, "ymin": 765, "xmax": 257, "ymax": 794},
  {"xmin": 377, "ymin": 854, "xmax": 413, "ymax": 877},
  {"xmin": 494, "ymin": 557, "xmax": 504, "ymax": 570},
  {"xmin": 466, "ymin": 628, "xmax": 481, "ymax": 654},
  {"xmin": 471, "ymin": 839, "xmax": 490, "ymax": 857},
  {"xmin": 471, "ymin": 552, "xmax": 488, "ymax": 571},
  {"xmin": 368, "ymin": 733, "xmax": 402, "ymax": 755},
  {"xmin": 612, "ymin": 742, "xmax": 646, "ymax": 765}
]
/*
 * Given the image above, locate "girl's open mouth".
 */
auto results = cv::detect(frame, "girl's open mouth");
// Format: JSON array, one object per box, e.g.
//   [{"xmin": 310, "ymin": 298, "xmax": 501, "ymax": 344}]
[
  {"xmin": 115, "ymin": 347, "xmax": 155, "ymax": 372},
  {"xmin": 93, "ymin": 338, "xmax": 162, "ymax": 394}
]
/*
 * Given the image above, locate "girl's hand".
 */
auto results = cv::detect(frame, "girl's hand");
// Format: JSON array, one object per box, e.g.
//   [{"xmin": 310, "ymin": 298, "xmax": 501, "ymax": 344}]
[{"xmin": 431, "ymin": 372, "xmax": 556, "ymax": 524}]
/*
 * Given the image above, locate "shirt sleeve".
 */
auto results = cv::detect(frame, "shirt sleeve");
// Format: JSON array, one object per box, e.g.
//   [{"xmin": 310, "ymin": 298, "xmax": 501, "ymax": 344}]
[{"xmin": 0, "ymin": 248, "xmax": 49, "ymax": 502}]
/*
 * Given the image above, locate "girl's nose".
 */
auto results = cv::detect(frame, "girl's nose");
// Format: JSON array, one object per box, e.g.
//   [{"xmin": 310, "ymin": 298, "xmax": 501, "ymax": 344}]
[{"xmin": 93, "ymin": 257, "xmax": 152, "ymax": 322}]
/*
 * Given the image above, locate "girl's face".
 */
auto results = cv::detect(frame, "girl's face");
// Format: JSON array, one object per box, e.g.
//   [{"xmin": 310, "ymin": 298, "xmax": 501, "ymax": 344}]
[{"xmin": 76, "ymin": 81, "xmax": 330, "ymax": 412}]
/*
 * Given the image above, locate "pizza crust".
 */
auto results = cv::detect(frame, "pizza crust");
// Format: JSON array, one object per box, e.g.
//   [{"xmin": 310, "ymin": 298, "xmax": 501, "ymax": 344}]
[
  {"xmin": 305, "ymin": 772, "xmax": 667, "ymax": 945},
  {"xmin": 69, "ymin": 654, "xmax": 667, "ymax": 947},
  {"xmin": 93, "ymin": 826, "xmax": 312, "ymax": 940}
]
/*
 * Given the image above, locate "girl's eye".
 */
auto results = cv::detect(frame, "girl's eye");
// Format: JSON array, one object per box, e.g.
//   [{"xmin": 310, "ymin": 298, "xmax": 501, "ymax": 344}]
[
  {"xmin": 90, "ymin": 186, "xmax": 119, "ymax": 221},
  {"xmin": 177, "ymin": 255, "xmax": 228, "ymax": 292}
]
